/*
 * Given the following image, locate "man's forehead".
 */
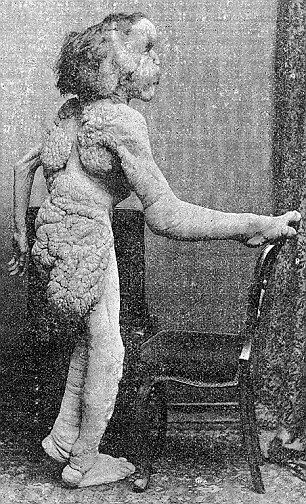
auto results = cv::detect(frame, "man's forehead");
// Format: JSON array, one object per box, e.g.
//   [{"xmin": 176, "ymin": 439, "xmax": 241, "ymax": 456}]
[{"xmin": 129, "ymin": 18, "xmax": 157, "ymax": 44}]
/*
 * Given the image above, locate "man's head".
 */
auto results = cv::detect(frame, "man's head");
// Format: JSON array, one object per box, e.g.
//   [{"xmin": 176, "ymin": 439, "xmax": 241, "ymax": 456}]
[{"xmin": 56, "ymin": 12, "xmax": 160, "ymax": 103}]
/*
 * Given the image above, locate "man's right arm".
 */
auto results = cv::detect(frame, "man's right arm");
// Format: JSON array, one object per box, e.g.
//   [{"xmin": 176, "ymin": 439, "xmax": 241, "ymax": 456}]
[
  {"xmin": 13, "ymin": 145, "xmax": 42, "ymax": 233},
  {"xmin": 110, "ymin": 109, "xmax": 300, "ymax": 246},
  {"xmin": 9, "ymin": 145, "xmax": 42, "ymax": 276}
]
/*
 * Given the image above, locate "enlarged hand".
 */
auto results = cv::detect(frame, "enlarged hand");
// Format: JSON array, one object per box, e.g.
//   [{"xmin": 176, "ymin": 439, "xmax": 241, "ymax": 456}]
[
  {"xmin": 8, "ymin": 230, "xmax": 29, "ymax": 276},
  {"xmin": 245, "ymin": 210, "xmax": 301, "ymax": 247}
]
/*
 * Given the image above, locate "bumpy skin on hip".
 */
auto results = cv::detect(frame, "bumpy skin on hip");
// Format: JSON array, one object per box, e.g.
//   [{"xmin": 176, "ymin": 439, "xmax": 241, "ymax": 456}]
[{"xmin": 32, "ymin": 179, "xmax": 113, "ymax": 319}]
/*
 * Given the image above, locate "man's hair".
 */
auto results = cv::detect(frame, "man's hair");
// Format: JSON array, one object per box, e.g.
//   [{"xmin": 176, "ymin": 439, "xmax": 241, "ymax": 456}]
[{"xmin": 55, "ymin": 12, "xmax": 145, "ymax": 97}]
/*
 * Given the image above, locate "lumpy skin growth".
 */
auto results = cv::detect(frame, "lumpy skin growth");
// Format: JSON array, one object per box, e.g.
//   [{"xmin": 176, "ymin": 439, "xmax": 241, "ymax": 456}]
[{"xmin": 32, "ymin": 100, "xmax": 126, "ymax": 318}]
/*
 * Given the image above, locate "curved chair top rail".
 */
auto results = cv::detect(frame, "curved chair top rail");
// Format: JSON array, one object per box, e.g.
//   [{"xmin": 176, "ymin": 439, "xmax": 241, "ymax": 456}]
[
  {"xmin": 240, "ymin": 242, "xmax": 283, "ymax": 361},
  {"xmin": 245, "ymin": 242, "xmax": 283, "ymax": 328}
]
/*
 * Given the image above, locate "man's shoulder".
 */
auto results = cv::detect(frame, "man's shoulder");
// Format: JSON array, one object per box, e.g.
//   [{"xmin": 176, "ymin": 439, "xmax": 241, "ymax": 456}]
[{"xmin": 81, "ymin": 100, "xmax": 147, "ymax": 129}]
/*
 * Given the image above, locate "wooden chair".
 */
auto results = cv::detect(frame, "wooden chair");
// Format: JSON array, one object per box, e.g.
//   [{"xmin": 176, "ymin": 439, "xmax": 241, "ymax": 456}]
[{"xmin": 132, "ymin": 243, "xmax": 283, "ymax": 494}]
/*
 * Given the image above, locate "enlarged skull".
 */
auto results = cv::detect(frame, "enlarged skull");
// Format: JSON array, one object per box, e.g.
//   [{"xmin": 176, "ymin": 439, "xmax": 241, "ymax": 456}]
[{"xmin": 56, "ymin": 13, "xmax": 160, "ymax": 103}]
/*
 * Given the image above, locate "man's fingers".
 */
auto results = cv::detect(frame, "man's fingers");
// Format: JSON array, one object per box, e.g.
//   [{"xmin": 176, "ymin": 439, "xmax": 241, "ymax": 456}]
[
  {"xmin": 278, "ymin": 211, "xmax": 301, "ymax": 236},
  {"xmin": 8, "ymin": 260, "xmax": 18, "ymax": 271},
  {"xmin": 285, "ymin": 210, "xmax": 301, "ymax": 228},
  {"xmin": 8, "ymin": 255, "xmax": 29, "ymax": 276},
  {"xmin": 282, "ymin": 226, "xmax": 297, "ymax": 238},
  {"xmin": 288, "ymin": 210, "xmax": 301, "ymax": 222},
  {"xmin": 9, "ymin": 265, "xmax": 20, "ymax": 276}
]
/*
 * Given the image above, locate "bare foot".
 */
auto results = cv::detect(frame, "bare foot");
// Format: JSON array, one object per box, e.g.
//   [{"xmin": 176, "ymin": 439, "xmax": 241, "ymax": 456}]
[
  {"xmin": 245, "ymin": 210, "xmax": 301, "ymax": 247},
  {"xmin": 61, "ymin": 453, "xmax": 135, "ymax": 487},
  {"xmin": 42, "ymin": 434, "xmax": 70, "ymax": 463}
]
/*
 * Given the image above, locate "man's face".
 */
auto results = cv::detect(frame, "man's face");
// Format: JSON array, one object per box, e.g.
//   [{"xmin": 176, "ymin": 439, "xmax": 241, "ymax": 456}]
[{"xmin": 118, "ymin": 18, "xmax": 161, "ymax": 102}]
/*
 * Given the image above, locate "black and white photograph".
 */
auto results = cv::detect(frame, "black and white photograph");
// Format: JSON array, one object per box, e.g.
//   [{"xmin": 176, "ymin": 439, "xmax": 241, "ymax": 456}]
[{"xmin": 0, "ymin": 1, "xmax": 305, "ymax": 503}]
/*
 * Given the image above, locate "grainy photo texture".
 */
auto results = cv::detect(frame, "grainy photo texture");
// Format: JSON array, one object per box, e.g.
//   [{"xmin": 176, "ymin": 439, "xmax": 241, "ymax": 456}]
[{"xmin": 0, "ymin": 1, "xmax": 305, "ymax": 503}]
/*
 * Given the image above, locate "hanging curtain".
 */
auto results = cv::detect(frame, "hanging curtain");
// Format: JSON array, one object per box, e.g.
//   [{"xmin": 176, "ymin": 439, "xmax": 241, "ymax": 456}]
[{"xmin": 257, "ymin": 0, "xmax": 306, "ymax": 449}]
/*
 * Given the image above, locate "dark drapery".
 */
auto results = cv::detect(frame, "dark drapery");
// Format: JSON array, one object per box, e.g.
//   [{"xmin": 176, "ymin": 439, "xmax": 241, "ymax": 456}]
[{"xmin": 257, "ymin": 0, "xmax": 306, "ymax": 445}]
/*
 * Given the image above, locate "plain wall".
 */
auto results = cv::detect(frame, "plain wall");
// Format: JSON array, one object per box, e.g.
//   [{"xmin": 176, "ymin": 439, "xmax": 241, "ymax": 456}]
[{"xmin": 0, "ymin": 0, "xmax": 276, "ymax": 347}]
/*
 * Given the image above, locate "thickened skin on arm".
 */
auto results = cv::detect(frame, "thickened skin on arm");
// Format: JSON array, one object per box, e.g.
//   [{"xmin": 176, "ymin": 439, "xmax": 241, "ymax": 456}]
[
  {"xmin": 83, "ymin": 102, "xmax": 299, "ymax": 246},
  {"xmin": 9, "ymin": 145, "xmax": 42, "ymax": 276},
  {"xmin": 13, "ymin": 145, "xmax": 42, "ymax": 234}
]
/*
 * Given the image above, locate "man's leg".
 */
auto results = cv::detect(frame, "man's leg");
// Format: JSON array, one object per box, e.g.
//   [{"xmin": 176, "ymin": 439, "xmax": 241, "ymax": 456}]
[
  {"xmin": 61, "ymin": 249, "xmax": 135, "ymax": 487},
  {"xmin": 42, "ymin": 339, "xmax": 87, "ymax": 462}
]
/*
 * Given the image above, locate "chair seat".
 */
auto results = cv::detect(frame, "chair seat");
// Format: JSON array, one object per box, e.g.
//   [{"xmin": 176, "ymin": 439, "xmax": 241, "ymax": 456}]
[{"xmin": 140, "ymin": 330, "xmax": 242, "ymax": 383}]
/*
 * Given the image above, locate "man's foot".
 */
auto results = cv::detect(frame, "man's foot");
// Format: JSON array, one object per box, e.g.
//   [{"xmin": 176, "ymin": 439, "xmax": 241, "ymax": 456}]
[
  {"xmin": 42, "ymin": 434, "xmax": 71, "ymax": 463},
  {"xmin": 61, "ymin": 453, "xmax": 135, "ymax": 487}
]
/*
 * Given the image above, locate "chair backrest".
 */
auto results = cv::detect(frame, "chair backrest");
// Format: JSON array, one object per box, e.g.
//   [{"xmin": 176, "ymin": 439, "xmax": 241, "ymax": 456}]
[
  {"xmin": 244, "ymin": 243, "xmax": 282, "ymax": 337},
  {"xmin": 239, "ymin": 242, "xmax": 282, "ymax": 361}
]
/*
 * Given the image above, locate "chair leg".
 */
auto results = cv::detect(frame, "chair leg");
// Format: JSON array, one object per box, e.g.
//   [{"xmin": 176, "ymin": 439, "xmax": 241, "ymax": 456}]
[
  {"xmin": 132, "ymin": 381, "xmax": 153, "ymax": 492},
  {"xmin": 132, "ymin": 379, "xmax": 164, "ymax": 492},
  {"xmin": 246, "ymin": 380, "xmax": 264, "ymax": 465},
  {"xmin": 239, "ymin": 365, "xmax": 265, "ymax": 494},
  {"xmin": 154, "ymin": 384, "xmax": 168, "ymax": 457}
]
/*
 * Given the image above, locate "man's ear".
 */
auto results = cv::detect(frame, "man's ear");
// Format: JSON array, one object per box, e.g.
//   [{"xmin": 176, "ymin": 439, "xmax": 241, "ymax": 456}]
[{"xmin": 97, "ymin": 55, "xmax": 120, "ymax": 95}]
